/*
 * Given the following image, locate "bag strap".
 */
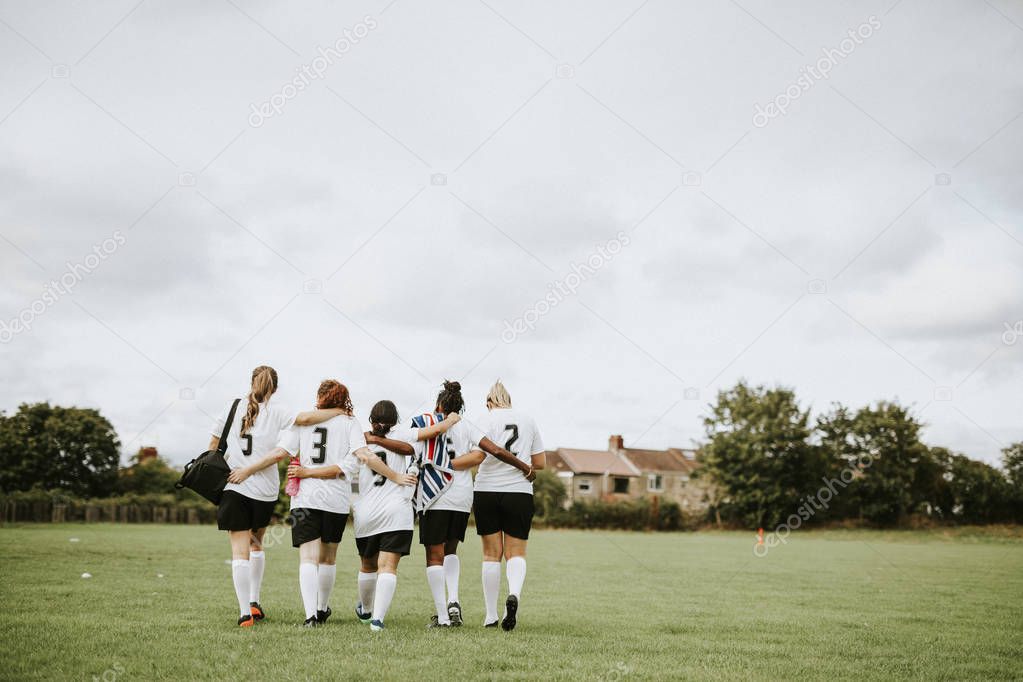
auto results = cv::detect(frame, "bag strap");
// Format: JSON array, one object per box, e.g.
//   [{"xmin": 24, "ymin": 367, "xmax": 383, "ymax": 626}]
[{"xmin": 217, "ymin": 398, "xmax": 242, "ymax": 453}]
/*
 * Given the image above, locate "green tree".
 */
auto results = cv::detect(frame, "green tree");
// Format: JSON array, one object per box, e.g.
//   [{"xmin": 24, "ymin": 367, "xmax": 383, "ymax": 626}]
[
  {"xmin": 700, "ymin": 381, "xmax": 825, "ymax": 528},
  {"xmin": 831, "ymin": 402, "xmax": 930, "ymax": 525},
  {"xmin": 533, "ymin": 469, "xmax": 567, "ymax": 518},
  {"xmin": 0, "ymin": 402, "xmax": 120, "ymax": 497},
  {"xmin": 116, "ymin": 449, "xmax": 182, "ymax": 496},
  {"xmin": 940, "ymin": 453, "xmax": 1012, "ymax": 523},
  {"xmin": 1000, "ymin": 442, "xmax": 1023, "ymax": 522}
]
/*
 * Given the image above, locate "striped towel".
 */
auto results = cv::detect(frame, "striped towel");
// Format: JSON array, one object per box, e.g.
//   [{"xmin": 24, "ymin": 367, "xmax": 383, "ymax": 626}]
[{"xmin": 410, "ymin": 412, "xmax": 453, "ymax": 513}]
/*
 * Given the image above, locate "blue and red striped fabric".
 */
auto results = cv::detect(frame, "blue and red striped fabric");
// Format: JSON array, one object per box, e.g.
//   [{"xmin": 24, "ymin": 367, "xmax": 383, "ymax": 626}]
[{"xmin": 409, "ymin": 412, "xmax": 453, "ymax": 513}]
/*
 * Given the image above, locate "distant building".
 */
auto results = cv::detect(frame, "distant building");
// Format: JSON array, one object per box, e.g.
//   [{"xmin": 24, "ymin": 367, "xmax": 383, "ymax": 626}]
[
  {"xmin": 547, "ymin": 435, "xmax": 707, "ymax": 512},
  {"xmin": 137, "ymin": 446, "xmax": 159, "ymax": 463}
]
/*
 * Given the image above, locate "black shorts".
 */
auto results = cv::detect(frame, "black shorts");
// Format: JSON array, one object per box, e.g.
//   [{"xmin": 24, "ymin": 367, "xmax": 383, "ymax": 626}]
[
  {"xmin": 356, "ymin": 530, "xmax": 414, "ymax": 557},
  {"xmin": 217, "ymin": 490, "xmax": 276, "ymax": 532},
  {"xmin": 289, "ymin": 508, "xmax": 348, "ymax": 548},
  {"xmin": 473, "ymin": 491, "xmax": 534, "ymax": 540},
  {"xmin": 419, "ymin": 509, "xmax": 470, "ymax": 546}
]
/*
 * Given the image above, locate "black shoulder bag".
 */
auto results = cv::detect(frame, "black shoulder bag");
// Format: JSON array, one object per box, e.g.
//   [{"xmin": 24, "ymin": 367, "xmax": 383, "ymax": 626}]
[{"xmin": 175, "ymin": 398, "xmax": 240, "ymax": 505}]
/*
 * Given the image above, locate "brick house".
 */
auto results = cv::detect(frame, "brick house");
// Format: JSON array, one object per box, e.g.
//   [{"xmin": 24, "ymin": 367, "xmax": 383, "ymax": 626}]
[{"xmin": 547, "ymin": 435, "xmax": 707, "ymax": 512}]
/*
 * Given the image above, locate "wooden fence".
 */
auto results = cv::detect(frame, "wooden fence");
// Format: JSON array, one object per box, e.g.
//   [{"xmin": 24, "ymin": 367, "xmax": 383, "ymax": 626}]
[{"xmin": 2, "ymin": 500, "xmax": 217, "ymax": 524}]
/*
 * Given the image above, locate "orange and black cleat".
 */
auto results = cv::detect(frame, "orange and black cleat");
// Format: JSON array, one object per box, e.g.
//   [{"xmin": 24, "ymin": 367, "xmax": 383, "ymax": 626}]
[
  {"xmin": 250, "ymin": 602, "xmax": 266, "ymax": 621},
  {"xmin": 238, "ymin": 614, "xmax": 255, "ymax": 628}
]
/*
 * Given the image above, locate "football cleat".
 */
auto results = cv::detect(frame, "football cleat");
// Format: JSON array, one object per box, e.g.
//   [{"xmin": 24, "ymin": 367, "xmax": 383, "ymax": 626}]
[
  {"xmin": 316, "ymin": 607, "xmax": 332, "ymax": 624},
  {"xmin": 355, "ymin": 604, "xmax": 372, "ymax": 624},
  {"xmin": 501, "ymin": 595, "xmax": 518, "ymax": 631},
  {"xmin": 303, "ymin": 616, "xmax": 319, "ymax": 628},
  {"xmin": 238, "ymin": 614, "xmax": 255, "ymax": 628},
  {"xmin": 249, "ymin": 602, "xmax": 266, "ymax": 621},
  {"xmin": 370, "ymin": 619, "xmax": 385, "ymax": 632},
  {"xmin": 447, "ymin": 601, "xmax": 463, "ymax": 627},
  {"xmin": 427, "ymin": 615, "xmax": 451, "ymax": 629},
  {"xmin": 484, "ymin": 620, "xmax": 499, "ymax": 628}
]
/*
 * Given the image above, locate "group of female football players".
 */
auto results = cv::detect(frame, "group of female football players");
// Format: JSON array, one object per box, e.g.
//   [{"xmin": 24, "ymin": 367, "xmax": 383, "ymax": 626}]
[{"xmin": 207, "ymin": 365, "xmax": 545, "ymax": 632}]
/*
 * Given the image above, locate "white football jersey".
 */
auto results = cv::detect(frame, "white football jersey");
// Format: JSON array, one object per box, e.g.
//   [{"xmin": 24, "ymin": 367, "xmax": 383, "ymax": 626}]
[
  {"xmin": 431, "ymin": 420, "xmax": 483, "ymax": 513},
  {"xmin": 353, "ymin": 425, "xmax": 422, "ymax": 538},
  {"xmin": 277, "ymin": 415, "xmax": 364, "ymax": 514},
  {"xmin": 214, "ymin": 397, "xmax": 296, "ymax": 502},
  {"xmin": 472, "ymin": 408, "xmax": 544, "ymax": 495}
]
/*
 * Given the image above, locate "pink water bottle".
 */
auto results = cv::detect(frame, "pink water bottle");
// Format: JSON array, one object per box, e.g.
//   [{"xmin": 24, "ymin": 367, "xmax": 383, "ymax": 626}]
[{"xmin": 285, "ymin": 456, "xmax": 301, "ymax": 496}]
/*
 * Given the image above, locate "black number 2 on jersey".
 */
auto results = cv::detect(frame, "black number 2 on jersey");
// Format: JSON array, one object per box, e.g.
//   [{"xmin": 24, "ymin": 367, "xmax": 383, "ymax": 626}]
[{"xmin": 504, "ymin": 424, "xmax": 519, "ymax": 450}]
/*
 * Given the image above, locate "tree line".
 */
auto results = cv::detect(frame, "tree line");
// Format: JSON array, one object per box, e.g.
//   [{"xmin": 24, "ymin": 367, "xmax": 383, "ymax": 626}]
[
  {"xmin": 2, "ymin": 396, "xmax": 1021, "ymax": 531},
  {"xmin": 698, "ymin": 382, "xmax": 1023, "ymax": 528}
]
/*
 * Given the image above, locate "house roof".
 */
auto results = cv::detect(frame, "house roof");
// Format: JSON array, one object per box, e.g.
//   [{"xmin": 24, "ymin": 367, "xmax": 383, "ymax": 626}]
[
  {"xmin": 622, "ymin": 448, "xmax": 698, "ymax": 473},
  {"xmin": 553, "ymin": 448, "xmax": 641, "ymax": 477}
]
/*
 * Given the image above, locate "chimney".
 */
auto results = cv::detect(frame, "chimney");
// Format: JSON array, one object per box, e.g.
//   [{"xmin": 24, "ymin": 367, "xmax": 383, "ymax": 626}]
[
  {"xmin": 608, "ymin": 435, "xmax": 623, "ymax": 451},
  {"xmin": 138, "ymin": 446, "xmax": 158, "ymax": 463}
]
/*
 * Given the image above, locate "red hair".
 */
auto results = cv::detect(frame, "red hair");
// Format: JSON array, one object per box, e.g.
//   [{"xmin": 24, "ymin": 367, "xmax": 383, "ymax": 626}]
[{"xmin": 317, "ymin": 379, "xmax": 353, "ymax": 413}]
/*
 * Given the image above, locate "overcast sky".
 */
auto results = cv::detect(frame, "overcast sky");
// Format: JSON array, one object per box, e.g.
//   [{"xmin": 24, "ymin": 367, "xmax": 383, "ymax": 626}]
[{"xmin": 1, "ymin": 0, "xmax": 1021, "ymax": 466}]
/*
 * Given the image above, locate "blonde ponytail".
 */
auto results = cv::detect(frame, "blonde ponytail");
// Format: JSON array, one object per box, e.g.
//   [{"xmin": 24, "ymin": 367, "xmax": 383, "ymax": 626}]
[
  {"xmin": 241, "ymin": 365, "xmax": 278, "ymax": 434},
  {"xmin": 485, "ymin": 379, "xmax": 512, "ymax": 409}
]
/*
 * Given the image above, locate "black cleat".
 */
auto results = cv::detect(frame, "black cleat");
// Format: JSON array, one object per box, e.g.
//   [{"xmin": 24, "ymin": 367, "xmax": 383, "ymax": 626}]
[
  {"xmin": 427, "ymin": 615, "xmax": 450, "ymax": 629},
  {"xmin": 501, "ymin": 595, "xmax": 518, "ymax": 631},
  {"xmin": 355, "ymin": 604, "xmax": 372, "ymax": 624},
  {"xmin": 303, "ymin": 616, "xmax": 319, "ymax": 628},
  {"xmin": 447, "ymin": 601, "xmax": 463, "ymax": 627},
  {"xmin": 249, "ymin": 602, "xmax": 266, "ymax": 621},
  {"xmin": 484, "ymin": 621, "xmax": 499, "ymax": 628},
  {"xmin": 316, "ymin": 607, "xmax": 332, "ymax": 624}
]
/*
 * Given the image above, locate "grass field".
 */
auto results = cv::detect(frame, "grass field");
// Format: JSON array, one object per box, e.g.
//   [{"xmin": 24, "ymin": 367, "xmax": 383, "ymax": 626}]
[{"xmin": 1, "ymin": 524, "xmax": 1021, "ymax": 681}]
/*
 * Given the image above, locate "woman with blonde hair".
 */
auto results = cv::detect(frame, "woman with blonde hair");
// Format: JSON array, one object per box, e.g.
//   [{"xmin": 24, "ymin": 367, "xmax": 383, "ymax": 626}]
[
  {"xmin": 211, "ymin": 365, "xmax": 346, "ymax": 627},
  {"xmin": 456, "ymin": 380, "xmax": 545, "ymax": 630}
]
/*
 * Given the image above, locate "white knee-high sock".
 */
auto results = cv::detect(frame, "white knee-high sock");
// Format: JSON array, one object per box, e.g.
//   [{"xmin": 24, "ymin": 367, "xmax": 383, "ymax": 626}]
[
  {"xmin": 426, "ymin": 566, "xmax": 450, "ymax": 624},
  {"xmin": 443, "ymin": 554, "xmax": 460, "ymax": 603},
  {"xmin": 299, "ymin": 562, "xmax": 318, "ymax": 619},
  {"xmin": 231, "ymin": 560, "xmax": 251, "ymax": 617},
  {"xmin": 358, "ymin": 571, "xmax": 377, "ymax": 612},
  {"xmin": 506, "ymin": 556, "xmax": 526, "ymax": 599},
  {"xmin": 482, "ymin": 561, "xmax": 501, "ymax": 624},
  {"xmin": 248, "ymin": 551, "xmax": 265, "ymax": 603},
  {"xmin": 372, "ymin": 572, "xmax": 397, "ymax": 623},
  {"xmin": 317, "ymin": 564, "xmax": 336, "ymax": 611}
]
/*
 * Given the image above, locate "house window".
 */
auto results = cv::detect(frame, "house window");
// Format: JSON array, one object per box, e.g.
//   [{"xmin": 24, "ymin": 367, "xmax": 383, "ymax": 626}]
[
  {"xmin": 578, "ymin": 479, "xmax": 592, "ymax": 493},
  {"xmin": 647, "ymin": 474, "xmax": 664, "ymax": 492},
  {"xmin": 613, "ymin": 477, "xmax": 629, "ymax": 494}
]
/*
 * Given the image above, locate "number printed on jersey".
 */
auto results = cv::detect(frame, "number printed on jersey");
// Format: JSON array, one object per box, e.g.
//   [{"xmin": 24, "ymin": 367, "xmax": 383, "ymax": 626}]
[{"xmin": 311, "ymin": 427, "xmax": 327, "ymax": 464}]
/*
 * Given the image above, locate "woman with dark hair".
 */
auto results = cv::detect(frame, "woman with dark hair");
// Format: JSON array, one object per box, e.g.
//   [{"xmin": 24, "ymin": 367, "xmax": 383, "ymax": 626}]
[
  {"xmin": 351, "ymin": 399, "xmax": 460, "ymax": 631},
  {"xmin": 211, "ymin": 366, "xmax": 346, "ymax": 627}
]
